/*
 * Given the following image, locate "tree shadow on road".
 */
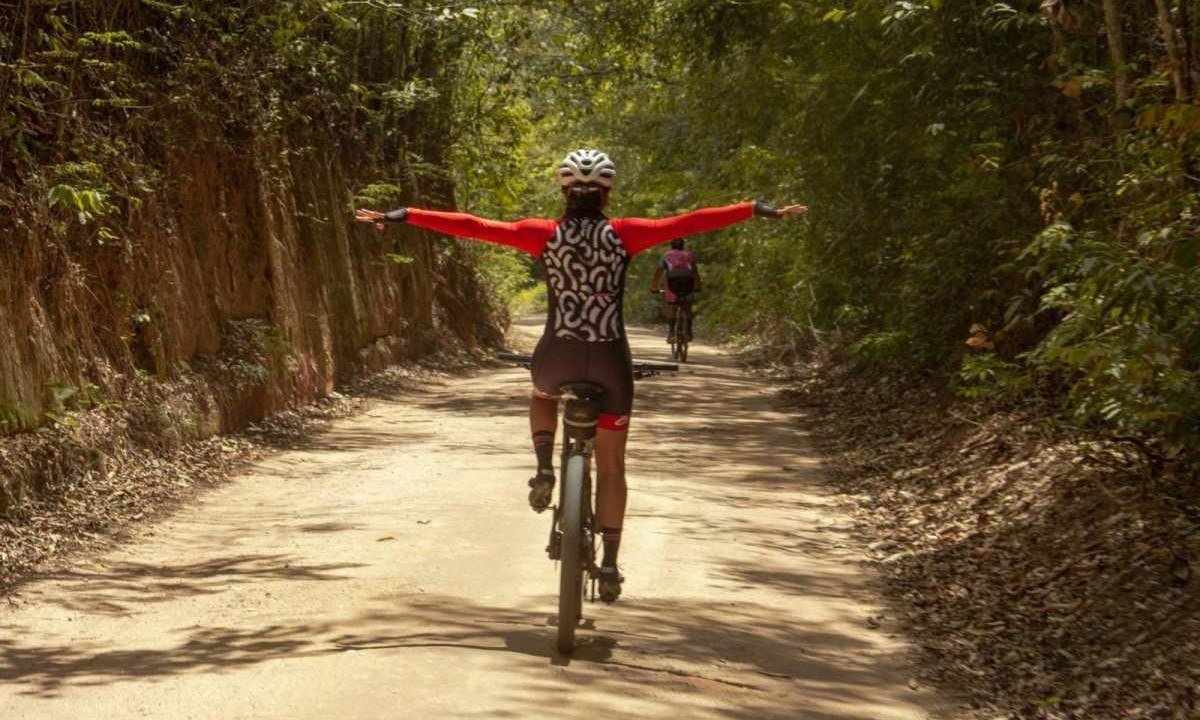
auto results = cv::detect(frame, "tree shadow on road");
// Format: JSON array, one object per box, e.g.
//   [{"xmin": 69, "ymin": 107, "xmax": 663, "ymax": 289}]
[
  {"xmin": 331, "ymin": 593, "xmax": 921, "ymax": 720},
  {"xmin": 1, "ymin": 589, "xmax": 925, "ymax": 719},
  {"xmin": 18, "ymin": 554, "xmax": 364, "ymax": 617}
]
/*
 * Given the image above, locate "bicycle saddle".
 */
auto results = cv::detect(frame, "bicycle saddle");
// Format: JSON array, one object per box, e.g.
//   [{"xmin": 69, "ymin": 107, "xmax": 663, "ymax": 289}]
[
  {"xmin": 557, "ymin": 381, "xmax": 606, "ymax": 402},
  {"xmin": 559, "ymin": 382, "xmax": 605, "ymax": 440}
]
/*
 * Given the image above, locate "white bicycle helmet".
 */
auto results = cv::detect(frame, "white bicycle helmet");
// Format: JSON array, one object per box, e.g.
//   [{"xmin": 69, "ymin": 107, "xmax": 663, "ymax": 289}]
[{"xmin": 557, "ymin": 149, "xmax": 616, "ymax": 188}]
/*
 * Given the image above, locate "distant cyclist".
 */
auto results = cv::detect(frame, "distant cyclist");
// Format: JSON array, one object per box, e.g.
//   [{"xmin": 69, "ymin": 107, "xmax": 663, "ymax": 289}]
[
  {"xmin": 650, "ymin": 237, "xmax": 700, "ymax": 344},
  {"xmin": 355, "ymin": 149, "xmax": 807, "ymax": 602}
]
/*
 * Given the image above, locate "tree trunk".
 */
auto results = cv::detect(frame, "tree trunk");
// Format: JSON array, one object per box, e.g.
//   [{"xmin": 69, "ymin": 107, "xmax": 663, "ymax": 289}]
[
  {"xmin": 1155, "ymin": 0, "xmax": 1188, "ymax": 102},
  {"xmin": 1180, "ymin": 0, "xmax": 1194, "ymax": 100},
  {"xmin": 1101, "ymin": 0, "xmax": 1129, "ymax": 109}
]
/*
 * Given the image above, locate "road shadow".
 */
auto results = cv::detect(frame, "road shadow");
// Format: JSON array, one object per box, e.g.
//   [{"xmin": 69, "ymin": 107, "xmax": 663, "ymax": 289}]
[
  {"xmin": 0, "ymin": 621, "xmax": 330, "ymax": 699},
  {"xmin": 21, "ymin": 554, "xmax": 364, "ymax": 617},
  {"xmin": 1, "ymin": 592, "xmax": 918, "ymax": 719}
]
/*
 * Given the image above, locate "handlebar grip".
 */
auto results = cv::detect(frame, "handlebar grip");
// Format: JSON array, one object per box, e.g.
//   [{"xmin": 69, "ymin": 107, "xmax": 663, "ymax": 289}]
[
  {"xmin": 633, "ymin": 360, "xmax": 679, "ymax": 372},
  {"xmin": 497, "ymin": 350, "xmax": 534, "ymax": 364}
]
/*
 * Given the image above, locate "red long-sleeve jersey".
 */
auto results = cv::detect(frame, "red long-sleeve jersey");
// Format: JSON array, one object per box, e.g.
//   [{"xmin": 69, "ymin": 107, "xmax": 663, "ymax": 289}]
[{"xmin": 405, "ymin": 203, "xmax": 755, "ymax": 341}]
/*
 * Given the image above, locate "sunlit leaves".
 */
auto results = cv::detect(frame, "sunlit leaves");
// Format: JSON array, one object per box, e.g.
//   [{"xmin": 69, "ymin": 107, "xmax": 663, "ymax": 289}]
[{"xmin": 47, "ymin": 184, "xmax": 115, "ymax": 224}]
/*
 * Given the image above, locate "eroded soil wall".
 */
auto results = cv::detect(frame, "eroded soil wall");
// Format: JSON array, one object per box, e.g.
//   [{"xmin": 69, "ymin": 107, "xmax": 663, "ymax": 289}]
[{"xmin": 0, "ymin": 138, "xmax": 499, "ymax": 511}]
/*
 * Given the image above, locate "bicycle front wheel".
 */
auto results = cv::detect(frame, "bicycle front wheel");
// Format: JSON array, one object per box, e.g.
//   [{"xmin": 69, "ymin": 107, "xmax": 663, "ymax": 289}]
[{"xmin": 557, "ymin": 452, "xmax": 587, "ymax": 654}]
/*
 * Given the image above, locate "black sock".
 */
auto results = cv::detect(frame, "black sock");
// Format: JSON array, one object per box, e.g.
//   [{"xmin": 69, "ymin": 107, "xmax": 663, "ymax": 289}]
[
  {"xmin": 532, "ymin": 430, "xmax": 554, "ymax": 474},
  {"xmin": 601, "ymin": 526, "xmax": 622, "ymax": 568}
]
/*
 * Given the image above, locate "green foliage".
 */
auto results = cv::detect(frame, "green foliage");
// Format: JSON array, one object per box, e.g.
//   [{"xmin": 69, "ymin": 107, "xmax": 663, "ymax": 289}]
[
  {"xmin": 5, "ymin": 0, "xmax": 1199, "ymax": 467},
  {"xmin": 47, "ymin": 184, "xmax": 114, "ymax": 224},
  {"xmin": 1023, "ymin": 221, "xmax": 1200, "ymax": 455},
  {"xmin": 510, "ymin": 283, "xmax": 547, "ymax": 315},
  {"xmin": 1, "ymin": 0, "xmax": 485, "ymax": 227},
  {"xmin": 956, "ymin": 354, "xmax": 1033, "ymax": 404},
  {"xmin": 850, "ymin": 331, "xmax": 920, "ymax": 366},
  {"xmin": 0, "ymin": 403, "xmax": 39, "ymax": 435},
  {"xmin": 435, "ymin": 1, "xmax": 1200, "ymax": 469},
  {"xmin": 355, "ymin": 182, "xmax": 403, "ymax": 208}
]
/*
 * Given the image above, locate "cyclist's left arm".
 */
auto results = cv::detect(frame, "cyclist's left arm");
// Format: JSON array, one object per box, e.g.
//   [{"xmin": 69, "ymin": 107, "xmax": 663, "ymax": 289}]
[
  {"xmin": 613, "ymin": 201, "xmax": 806, "ymax": 256},
  {"xmin": 614, "ymin": 203, "xmax": 753, "ymax": 256},
  {"xmin": 650, "ymin": 264, "xmax": 665, "ymax": 292}
]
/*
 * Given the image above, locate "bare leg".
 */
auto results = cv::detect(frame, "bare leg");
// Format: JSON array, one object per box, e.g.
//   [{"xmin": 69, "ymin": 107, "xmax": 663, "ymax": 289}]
[
  {"xmin": 594, "ymin": 426, "xmax": 629, "ymax": 531},
  {"xmin": 595, "ymin": 426, "xmax": 629, "ymax": 599},
  {"xmin": 530, "ymin": 394, "xmax": 557, "ymax": 436}
]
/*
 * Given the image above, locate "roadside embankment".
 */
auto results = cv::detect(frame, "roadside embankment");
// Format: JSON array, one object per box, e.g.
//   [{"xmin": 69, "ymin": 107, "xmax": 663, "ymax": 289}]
[
  {"xmin": 0, "ymin": 142, "xmax": 501, "ymax": 513},
  {"xmin": 782, "ymin": 361, "xmax": 1199, "ymax": 719},
  {"xmin": 1, "ymin": 4, "xmax": 504, "ymax": 520}
]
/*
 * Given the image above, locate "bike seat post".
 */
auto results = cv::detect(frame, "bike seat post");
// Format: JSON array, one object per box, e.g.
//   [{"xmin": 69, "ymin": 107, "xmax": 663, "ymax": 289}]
[{"xmin": 560, "ymin": 382, "xmax": 605, "ymax": 441}]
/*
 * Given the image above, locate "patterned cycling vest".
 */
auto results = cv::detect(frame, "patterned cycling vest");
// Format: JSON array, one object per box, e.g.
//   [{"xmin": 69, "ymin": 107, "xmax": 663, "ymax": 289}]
[{"xmin": 541, "ymin": 215, "xmax": 630, "ymax": 342}]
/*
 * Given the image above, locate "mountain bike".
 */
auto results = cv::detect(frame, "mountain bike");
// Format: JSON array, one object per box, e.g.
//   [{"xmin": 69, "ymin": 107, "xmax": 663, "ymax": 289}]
[
  {"xmin": 498, "ymin": 350, "xmax": 677, "ymax": 654},
  {"xmin": 652, "ymin": 289, "xmax": 692, "ymax": 363},
  {"xmin": 670, "ymin": 300, "xmax": 692, "ymax": 363}
]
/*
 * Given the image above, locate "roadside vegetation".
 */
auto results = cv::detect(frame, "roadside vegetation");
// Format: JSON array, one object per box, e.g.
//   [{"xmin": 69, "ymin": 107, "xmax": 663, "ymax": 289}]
[{"xmin": 445, "ymin": 0, "xmax": 1200, "ymax": 482}]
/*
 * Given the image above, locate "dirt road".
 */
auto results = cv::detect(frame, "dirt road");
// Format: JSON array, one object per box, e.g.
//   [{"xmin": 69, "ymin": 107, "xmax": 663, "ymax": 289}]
[{"xmin": 1, "ymin": 321, "xmax": 950, "ymax": 719}]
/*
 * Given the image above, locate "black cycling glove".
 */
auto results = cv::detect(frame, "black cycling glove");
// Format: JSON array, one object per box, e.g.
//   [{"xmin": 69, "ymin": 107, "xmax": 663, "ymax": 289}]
[
  {"xmin": 384, "ymin": 208, "xmax": 410, "ymax": 223},
  {"xmin": 753, "ymin": 201, "xmax": 782, "ymax": 218}
]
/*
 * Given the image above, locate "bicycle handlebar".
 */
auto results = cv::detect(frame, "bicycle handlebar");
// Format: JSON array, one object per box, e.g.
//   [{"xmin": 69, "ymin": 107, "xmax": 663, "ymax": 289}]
[
  {"xmin": 498, "ymin": 350, "xmax": 678, "ymax": 375},
  {"xmin": 635, "ymin": 360, "xmax": 680, "ymax": 373},
  {"xmin": 497, "ymin": 350, "xmax": 533, "ymax": 364}
]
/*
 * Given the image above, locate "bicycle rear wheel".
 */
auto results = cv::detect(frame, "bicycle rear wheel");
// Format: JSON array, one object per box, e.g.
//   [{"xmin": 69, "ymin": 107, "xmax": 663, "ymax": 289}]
[
  {"xmin": 678, "ymin": 311, "xmax": 690, "ymax": 363},
  {"xmin": 557, "ymin": 453, "xmax": 587, "ymax": 654}
]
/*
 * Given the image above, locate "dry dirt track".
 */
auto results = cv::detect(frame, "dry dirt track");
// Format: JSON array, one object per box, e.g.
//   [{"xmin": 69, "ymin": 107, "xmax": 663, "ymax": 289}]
[{"xmin": 0, "ymin": 320, "xmax": 952, "ymax": 720}]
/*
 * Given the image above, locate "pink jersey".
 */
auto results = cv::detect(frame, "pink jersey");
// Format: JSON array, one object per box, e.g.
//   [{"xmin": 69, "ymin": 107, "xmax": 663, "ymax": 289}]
[
  {"xmin": 661, "ymin": 248, "xmax": 697, "ymax": 304},
  {"xmin": 661, "ymin": 248, "xmax": 696, "ymax": 272}
]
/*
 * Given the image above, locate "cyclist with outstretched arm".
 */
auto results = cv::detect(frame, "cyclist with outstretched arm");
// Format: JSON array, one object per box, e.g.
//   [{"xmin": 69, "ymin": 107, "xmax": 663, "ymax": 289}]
[{"xmin": 356, "ymin": 149, "xmax": 806, "ymax": 602}]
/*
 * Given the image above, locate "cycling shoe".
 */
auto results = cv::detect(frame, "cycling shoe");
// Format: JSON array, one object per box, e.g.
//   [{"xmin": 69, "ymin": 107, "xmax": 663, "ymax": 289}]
[
  {"xmin": 528, "ymin": 471, "xmax": 555, "ymax": 513},
  {"xmin": 597, "ymin": 566, "xmax": 624, "ymax": 603}
]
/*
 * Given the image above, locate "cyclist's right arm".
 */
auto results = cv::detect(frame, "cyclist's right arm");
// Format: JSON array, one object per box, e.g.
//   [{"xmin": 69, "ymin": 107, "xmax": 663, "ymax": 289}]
[{"xmin": 355, "ymin": 207, "xmax": 554, "ymax": 257}]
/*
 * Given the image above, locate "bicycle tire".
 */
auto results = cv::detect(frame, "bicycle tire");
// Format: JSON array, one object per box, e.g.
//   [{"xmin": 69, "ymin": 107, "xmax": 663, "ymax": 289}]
[
  {"xmin": 678, "ymin": 312, "xmax": 690, "ymax": 363},
  {"xmin": 557, "ymin": 453, "xmax": 587, "ymax": 654}
]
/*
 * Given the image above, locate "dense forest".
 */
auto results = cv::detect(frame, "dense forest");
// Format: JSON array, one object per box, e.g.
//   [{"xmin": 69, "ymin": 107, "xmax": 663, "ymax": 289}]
[
  {"xmin": 446, "ymin": 0, "xmax": 1200, "ymax": 481},
  {"xmin": 4, "ymin": 0, "xmax": 1197, "ymax": 471}
]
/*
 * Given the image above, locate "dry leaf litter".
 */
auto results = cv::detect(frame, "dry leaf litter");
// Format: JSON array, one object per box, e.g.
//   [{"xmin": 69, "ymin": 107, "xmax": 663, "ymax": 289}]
[{"xmin": 780, "ymin": 357, "xmax": 1199, "ymax": 720}]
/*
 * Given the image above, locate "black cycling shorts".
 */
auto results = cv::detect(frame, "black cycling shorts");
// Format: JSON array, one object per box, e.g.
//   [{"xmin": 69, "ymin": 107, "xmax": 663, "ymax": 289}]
[{"xmin": 530, "ymin": 335, "xmax": 634, "ymax": 418}]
